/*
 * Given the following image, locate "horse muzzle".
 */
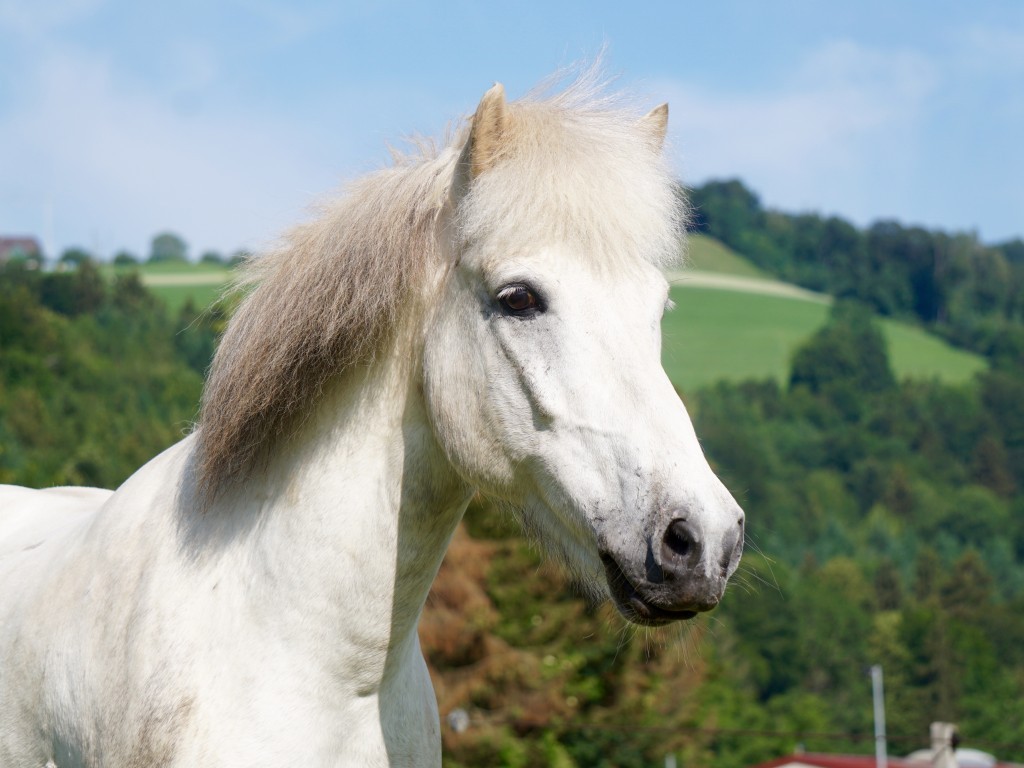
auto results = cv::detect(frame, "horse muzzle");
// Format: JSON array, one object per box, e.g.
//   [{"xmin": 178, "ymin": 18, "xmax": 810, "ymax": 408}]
[{"xmin": 600, "ymin": 513, "xmax": 745, "ymax": 626}]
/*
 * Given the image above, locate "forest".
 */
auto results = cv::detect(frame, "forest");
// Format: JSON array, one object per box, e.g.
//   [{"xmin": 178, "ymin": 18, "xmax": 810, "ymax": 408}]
[{"xmin": 1, "ymin": 181, "xmax": 1022, "ymax": 767}]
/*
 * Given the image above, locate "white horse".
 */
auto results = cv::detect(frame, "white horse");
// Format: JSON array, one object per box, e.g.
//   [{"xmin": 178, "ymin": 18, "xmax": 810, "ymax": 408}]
[{"xmin": 0, "ymin": 77, "xmax": 744, "ymax": 767}]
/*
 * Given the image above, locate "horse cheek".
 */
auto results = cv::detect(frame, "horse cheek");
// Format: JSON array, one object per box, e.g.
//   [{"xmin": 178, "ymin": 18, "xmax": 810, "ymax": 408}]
[{"xmin": 422, "ymin": 322, "xmax": 517, "ymax": 496}]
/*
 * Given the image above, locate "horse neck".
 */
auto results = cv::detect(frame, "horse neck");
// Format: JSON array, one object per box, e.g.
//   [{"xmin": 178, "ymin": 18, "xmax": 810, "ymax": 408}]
[{"xmin": 198, "ymin": 336, "xmax": 472, "ymax": 683}]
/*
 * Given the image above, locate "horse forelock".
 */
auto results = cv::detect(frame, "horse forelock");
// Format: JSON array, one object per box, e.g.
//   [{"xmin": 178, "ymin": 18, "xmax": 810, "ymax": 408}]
[
  {"xmin": 194, "ymin": 69, "xmax": 685, "ymax": 503},
  {"xmin": 456, "ymin": 74, "xmax": 686, "ymax": 270}
]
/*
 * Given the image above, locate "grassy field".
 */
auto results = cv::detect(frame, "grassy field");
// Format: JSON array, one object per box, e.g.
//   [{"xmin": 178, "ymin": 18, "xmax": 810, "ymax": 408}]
[
  {"xmin": 103, "ymin": 261, "xmax": 233, "ymax": 312},
  {"xmin": 684, "ymin": 234, "xmax": 770, "ymax": 278},
  {"xmin": 147, "ymin": 282, "xmax": 230, "ymax": 312},
  {"xmin": 663, "ymin": 286, "xmax": 985, "ymax": 392},
  {"xmin": 664, "ymin": 236, "xmax": 984, "ymax": 390},
  {"xmin": 106, "ymin": 261, "xmax": 230, "ymax": 276}
]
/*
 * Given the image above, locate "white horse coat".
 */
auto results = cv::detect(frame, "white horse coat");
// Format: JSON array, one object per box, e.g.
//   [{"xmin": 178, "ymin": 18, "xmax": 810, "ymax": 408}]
[{"xmin": 0, "ymin": 77, "xmax": 744, "ymax": 767}]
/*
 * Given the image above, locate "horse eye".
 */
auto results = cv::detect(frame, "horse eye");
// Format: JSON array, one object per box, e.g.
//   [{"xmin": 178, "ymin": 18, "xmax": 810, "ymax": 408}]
[{"xmin": 497, "ymin": 284, "xmax": 540, "ymax": 314}]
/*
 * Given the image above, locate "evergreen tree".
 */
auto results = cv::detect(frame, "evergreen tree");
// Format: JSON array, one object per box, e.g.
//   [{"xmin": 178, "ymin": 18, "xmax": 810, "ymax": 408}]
[
  {"xmin": 789, "ymin": 301, "xmax": 896, "ymax": 404},
  {"xmin": 149, "ymin": 232, "xmax": 188, "ymax": 263}
]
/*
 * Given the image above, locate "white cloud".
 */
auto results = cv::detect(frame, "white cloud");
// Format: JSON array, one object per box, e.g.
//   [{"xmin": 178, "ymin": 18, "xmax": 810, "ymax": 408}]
[
  {"xmin": 657, "ymin": 40, "xmax": 939, "ymax": 223},
  {"xmin": 0, "ymin": 45, "xmax": 346, "ymax": 258},
  {"xmin": 224, "ymin": 0, "xmax": 340, "ymax": 46},
  {"xmin": 1, "ymin": 19, "xmax": 1019, "ymax": 255},
  {"xmin": 0, "ymin": 0, "xmax": 464, "ymax": 259},
  {"xmin": 957, "ymin": 24, "xmax": 1024, "ymax": 74}
]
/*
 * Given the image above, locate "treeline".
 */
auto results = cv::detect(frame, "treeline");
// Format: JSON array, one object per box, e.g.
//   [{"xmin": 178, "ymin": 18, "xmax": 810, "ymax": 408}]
[
  {"xmin": 11, "ymin": 231, "xmax": 246, "ymax": 270},
  {"xmin": 689, "ymin": 179, "xmax": 1024, "ymax": 360},
  {"xmin": 691, "ymin": 301, "xmax": 1024, "ymax": 763},
  {"xmin": 664, "ymin": 183, "xmax": 1024, "ymax": 763},
  {"xmin": 0, "ymin": 260, "xmax": 221, "ymax": 487}
]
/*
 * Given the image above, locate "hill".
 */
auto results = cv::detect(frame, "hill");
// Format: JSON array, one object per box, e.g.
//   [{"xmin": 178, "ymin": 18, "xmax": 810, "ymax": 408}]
[
  {"xmin": 685, "ymin": 233, "xmax": 770, "ymax": 278},
  {"xmin": 666, "ymin": 235, "xmax": 985, "ymax": 391},
  {"xmin": 663, "ymin": 286, "xmax": 986, "ymax": 392},
  {"xmin": 103, "ymin": 261, "xmax": 230, "ymax": 312},
  {"xmin": 688, "ymin": 179, "xmax": 1024, "ymax": 362}
]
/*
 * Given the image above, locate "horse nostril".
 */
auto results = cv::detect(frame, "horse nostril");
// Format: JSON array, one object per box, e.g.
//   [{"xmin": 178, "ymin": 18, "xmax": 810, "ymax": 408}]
[
  {"xmin": 664, "ymin": 522, "xmax": 690, "ymax": 558},
  {"xmin": 661, "ymin": 518, "xmax": 702, "ymax": 573}
]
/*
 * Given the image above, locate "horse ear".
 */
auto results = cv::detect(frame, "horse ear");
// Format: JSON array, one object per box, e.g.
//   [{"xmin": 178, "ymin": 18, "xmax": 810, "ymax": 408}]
[
  {"xmin": 638, "ymin": 102, "xmax": 669, "ymax": 152},
  {"xmin": 452, "ymin": 83, "xmax": 507, "ymax": 201},
  {"xmin": 462, "ymin": 83, "xmax": 507, "ymax": 181},
  {"xmin": 470, "ymin": 83, "xmax": 507, "ymax": 176}
]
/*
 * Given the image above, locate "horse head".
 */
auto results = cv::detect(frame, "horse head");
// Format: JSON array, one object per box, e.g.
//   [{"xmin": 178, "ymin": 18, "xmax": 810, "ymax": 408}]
[{"xmin": 424, "ymin": 83, "xmax": 745, "ymax": 625}]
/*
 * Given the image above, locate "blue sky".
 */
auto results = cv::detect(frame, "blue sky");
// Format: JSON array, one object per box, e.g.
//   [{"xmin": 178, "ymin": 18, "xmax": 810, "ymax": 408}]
[{"xmin": 1, "ymin": 1, "xmax": 1021, "ymax": 259}]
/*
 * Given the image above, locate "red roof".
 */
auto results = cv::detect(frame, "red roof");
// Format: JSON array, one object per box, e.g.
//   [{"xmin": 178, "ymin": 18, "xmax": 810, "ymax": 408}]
[
  {"xmin": 752, "ymin": 755, "xmax": 919, "ymax": 768},
  {"xmin": 751, "ymin": 755, "xmax": 1019, "ymax": 768},
  {"xmin": 0, "ymin": 237, "xmax": 42, "ymax": 259}
]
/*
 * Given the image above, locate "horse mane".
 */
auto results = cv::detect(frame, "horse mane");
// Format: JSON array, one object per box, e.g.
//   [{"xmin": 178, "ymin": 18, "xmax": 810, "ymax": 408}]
[
  {"xmin": 193, "ymin": 157, "xmax": 453, "ymax": 502},
  {"xmin": 194, "ymin": 69, "xmax": 685, "ymax": 502}
]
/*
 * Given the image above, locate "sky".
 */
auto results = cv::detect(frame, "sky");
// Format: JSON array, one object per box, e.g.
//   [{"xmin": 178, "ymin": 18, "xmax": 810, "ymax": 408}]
[{"xmin": 1, "ymin": 0, "xmax": 1021, "ymax": 260}]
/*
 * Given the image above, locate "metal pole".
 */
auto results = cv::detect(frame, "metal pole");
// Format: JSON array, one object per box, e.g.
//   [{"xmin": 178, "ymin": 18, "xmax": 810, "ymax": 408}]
[{"xmin": 871, "ymin": 665, "xmax": 887, "ymax": 768}]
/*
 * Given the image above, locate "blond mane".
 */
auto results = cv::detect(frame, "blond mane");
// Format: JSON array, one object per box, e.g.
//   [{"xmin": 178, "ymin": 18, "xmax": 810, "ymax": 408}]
[{"xmin": 194, "ymin": 72, "xmax": 685, "ymax": 501}]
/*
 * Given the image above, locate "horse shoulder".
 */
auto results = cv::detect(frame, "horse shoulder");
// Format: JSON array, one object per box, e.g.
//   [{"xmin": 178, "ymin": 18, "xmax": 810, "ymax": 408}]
[{"xmin": 0, "ymin": 441, "xmax": 200, "ymax": 766}]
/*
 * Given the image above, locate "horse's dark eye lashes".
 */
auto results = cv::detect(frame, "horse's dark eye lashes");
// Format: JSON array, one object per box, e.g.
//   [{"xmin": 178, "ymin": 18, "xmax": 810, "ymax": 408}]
[{"xmin": 497, "ymin": 283, "xmax": 541, "ymax": 314}]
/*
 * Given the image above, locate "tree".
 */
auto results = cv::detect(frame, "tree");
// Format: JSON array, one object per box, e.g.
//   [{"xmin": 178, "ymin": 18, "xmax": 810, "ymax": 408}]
[
  {"xmin": 987, "ymin": 327, "xmax": 1024, "ymax": 372},
  {"xmin": 199, "ymin": 250, "xmax": 225, "ymax": 265},
  {"xmin": 111, "ymin": 272, "xmax": 150, "ymax": 313},
  {"xmin": 968, "ymin": 247, "xmax": 1013, "ymax": 317},
  {"xmin": 913, "ymin": 547, "xmax": 943, "ymax": 602},
  {"xmin": 940, "ymin": 549, "xmax": 994, "ymax": 622},
  {"xmin": 789, "ymin": 301, "xmax": 896, "ymax": 404},
  {"xmin": 998, "ymin": 238, "xmax": 1024, "ymax": 265},
  {"xmin": 971, "ymin": 436, "xmax": 1016, "ymax": 497},
  {"xmin": 149, "ymin": 232, "xmax": 188, "ymax": 263},
  {"xmin": 7, "ymin": 248, "xmax": 44, "ymax": 271},
  {"xmin": 980, "ymin": 370, "xmax": 1024, "ymax": 487},
  {"xmin": 39, "ymin": 260, "xmax": 105, "ymax": 316},
  {"xmin": 874, "ymin": 558, "xmax": 903, "ymax": 610},
  {"xmin": 113, "ymin": 250, "xmax": 139, "ymax": 266},
  {"xmin": 687, "ymin": 180, "xmax": 762, "ymax": 246},
  {"xmin": 58, "ymin": 247, "xmax": 93, "ymax": 270}
]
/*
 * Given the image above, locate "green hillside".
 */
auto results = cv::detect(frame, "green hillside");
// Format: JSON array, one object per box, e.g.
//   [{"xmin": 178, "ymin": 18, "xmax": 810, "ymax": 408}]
[
  {"xmin": 667, "ymin": 235, "xmax": 985, "ymax": 390},
  {"xmin": 662, "ymin": 286, "xmax": 985, "ymax": 392},
  {"xmin": 146, "ymin": 282, "xmax": 228, "ymax": 312},
  {"xmin": 102, "ymin": 262, "xmax": 232, "ymax": 312},
  {"xmin": 684, "ymin": 233, "xmax": 769, "ymax": 278}
]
